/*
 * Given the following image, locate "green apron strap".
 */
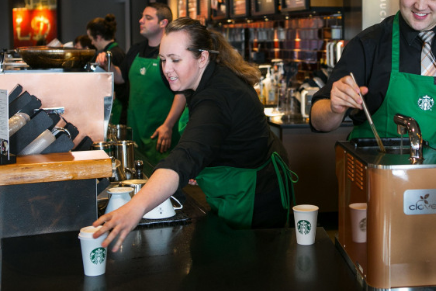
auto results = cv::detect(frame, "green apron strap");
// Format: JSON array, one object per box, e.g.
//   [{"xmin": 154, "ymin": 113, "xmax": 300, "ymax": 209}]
[
  {"xmin": 270, "ymin": 152, "xmax": 299, "ymax": 225},
  {"xmin": 107, "ymin": 42, "xmax": 118, "ymax": 51},
  {"xmin": 392, "ymin": 12, "xmax": 400, "ymax": 72}
]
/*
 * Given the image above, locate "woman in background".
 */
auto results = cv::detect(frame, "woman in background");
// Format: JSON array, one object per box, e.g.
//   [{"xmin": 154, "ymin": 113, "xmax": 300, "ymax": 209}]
[
  {"xmin": 87, "ymin": 14, "xmax": 128, "ymax": 124},
  {"xmin": 73, "ymin": 35, "xmax": 95, "ymax": 49}
]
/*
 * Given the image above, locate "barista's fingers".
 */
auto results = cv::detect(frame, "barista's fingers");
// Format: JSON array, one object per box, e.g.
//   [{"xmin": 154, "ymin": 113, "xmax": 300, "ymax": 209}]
[
  {"xmin": 331, "ymin": 78, "xmax": 362, "ymax": 111},
  {"xmin": 112, "ymin": 229, "xmax": 130, "ymax": 252}
]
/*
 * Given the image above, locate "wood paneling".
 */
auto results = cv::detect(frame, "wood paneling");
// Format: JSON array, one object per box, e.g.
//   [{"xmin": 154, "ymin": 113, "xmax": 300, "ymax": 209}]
[{"xmin": 0, "ymin": 150, "xmax": 112, "ymax": 185}]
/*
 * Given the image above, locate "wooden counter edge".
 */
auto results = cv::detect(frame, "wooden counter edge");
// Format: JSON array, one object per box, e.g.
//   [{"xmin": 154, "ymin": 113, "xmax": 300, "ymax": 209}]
[{"xmin": 0, "ymin": 150, "xmax": 112, "ymax": 186}]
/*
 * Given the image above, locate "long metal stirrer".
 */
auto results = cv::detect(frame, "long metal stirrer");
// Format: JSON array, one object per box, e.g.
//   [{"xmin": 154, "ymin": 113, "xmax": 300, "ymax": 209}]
[{"xmin": 350, "ymin": 73, "xmax": 386, "ymax": 153}]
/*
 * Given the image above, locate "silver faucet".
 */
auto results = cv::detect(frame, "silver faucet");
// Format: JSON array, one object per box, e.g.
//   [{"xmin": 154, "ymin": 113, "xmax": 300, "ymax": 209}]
[{"xmin": 393, "ymin": 114, "xmax": 424, "ymax": 164}]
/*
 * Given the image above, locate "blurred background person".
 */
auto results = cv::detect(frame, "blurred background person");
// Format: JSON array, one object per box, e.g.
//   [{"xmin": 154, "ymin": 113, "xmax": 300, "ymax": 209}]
[
  {"xmin": 73, "ymin": 34, "xmax": 95, "ymax": 49},
  {"xmin": 87, "ymin": 14, "xmax": 128, "ymax": 125}
]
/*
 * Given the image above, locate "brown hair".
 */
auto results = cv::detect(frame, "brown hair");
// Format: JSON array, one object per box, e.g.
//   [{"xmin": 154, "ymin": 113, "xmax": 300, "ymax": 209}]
[
  {"xmin": 165, "ymin": 17, "xmax": 260, "ymax": 86},
  {"xmin": 87, "ymin": 14, "xmax": 117, "ymax": 41},
  {"xmin": 148, "ymin": 3, "xmax": 173, "ymax": 24}
]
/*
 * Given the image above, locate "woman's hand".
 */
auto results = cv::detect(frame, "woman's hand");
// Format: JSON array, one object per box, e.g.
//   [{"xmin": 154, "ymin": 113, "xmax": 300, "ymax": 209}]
[
  {"xmin": 92, "ymin": 200, "xmax": 145, "ymax": 252},
  {"xmin": 330, "ymin": 75, "xmax": 368, "ymax": 114},
  {"xmin": 151, "ymin": 124, "xmax": 172, "ymax": 153},
  {"xmin": 95, "ymin": 52, "xmax": 109, "ymax": 71},
  {"xmin": 92, "ymin": 169, "xmax": 180, "ymax": 252}
]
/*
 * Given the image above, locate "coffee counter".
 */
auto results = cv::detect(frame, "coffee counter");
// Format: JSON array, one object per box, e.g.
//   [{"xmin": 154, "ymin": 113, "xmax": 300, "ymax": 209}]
[{"xmin": 1, "ymin": 188, "xmax": 362, "ymax": 291}]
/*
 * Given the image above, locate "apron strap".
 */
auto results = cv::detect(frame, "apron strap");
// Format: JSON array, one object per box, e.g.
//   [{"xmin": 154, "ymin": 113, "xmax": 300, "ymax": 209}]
[
  {"xmin": 392, "ymin": 12, "xmax": 400, "ymax": 73},
  {"xmin": 270, "ymin": 152, "xmax": 299, "ymax": 225}
]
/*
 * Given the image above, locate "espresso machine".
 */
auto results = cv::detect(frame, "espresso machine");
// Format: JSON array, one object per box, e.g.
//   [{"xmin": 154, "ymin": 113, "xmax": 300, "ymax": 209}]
[{"xmin": 335, "ymin": 114, "xmax": 436, "ymax": 290}]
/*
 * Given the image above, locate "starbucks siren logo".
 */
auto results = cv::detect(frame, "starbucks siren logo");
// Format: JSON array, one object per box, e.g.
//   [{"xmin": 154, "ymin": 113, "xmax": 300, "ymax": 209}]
[
  {"xmin": 359, "ymin": 218, "xmax": 367, "ymax": 232},
  {"xmin": 418, "ymin": 95, "xmax": 434, "ymax": 111},
  {"xmin": 90, "ymin": 247, "xmax": 106, "ymax": 265},
  {"xmin": 297, "ymin": 220, "xmax": 311, "ymax": 235}
]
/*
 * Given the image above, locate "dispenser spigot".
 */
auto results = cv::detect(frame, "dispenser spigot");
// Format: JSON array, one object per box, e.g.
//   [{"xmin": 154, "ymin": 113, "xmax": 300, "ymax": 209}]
[{"xmin": 393, "ymin": 114, "xmax": 423, "ymax": 164}]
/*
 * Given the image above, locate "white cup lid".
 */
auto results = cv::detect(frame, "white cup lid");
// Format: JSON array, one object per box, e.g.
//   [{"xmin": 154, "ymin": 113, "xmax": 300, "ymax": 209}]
[
  {"xmin": 107, "ymin": 187, "xmax": 134, "ymax": 194},
  {"xmin": 78, "ymin": 225, "xmax": 102, "ymax": 239},
  {"xmin": 293, "ymin": 204, "xmax": 319, "ymax": 212}
]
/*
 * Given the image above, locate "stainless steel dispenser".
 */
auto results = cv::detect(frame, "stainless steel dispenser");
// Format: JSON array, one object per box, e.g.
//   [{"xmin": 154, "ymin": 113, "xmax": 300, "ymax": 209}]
[{"xmin": 335, "ymin": 115, "xmax": 436, "ymax": 289}]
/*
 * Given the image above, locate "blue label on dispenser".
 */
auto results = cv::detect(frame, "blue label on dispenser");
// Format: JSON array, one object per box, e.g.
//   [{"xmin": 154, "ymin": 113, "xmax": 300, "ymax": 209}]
[{"xmin": 404, "ymin": 189, "xmax": 436, "ymax": 215}]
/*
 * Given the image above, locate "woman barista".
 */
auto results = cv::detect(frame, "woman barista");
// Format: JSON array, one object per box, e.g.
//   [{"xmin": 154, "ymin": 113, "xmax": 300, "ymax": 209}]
[
  {"xmin": 87, "ymin": 14, "xmax": 128, "ymax": 125},
  {"xmin": 93, "ymin": 18, "xmax": 297, "ymax": 252}
]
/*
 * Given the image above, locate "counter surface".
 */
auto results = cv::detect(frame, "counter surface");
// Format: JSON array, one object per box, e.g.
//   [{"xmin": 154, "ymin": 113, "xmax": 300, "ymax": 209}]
[
  {"xmin": 268, "ymin": 115, "xmax": 354, "ymax": 129},
  {"xmin": 1, "ymin": 193, "xmax": 362, "ymax": 291}
]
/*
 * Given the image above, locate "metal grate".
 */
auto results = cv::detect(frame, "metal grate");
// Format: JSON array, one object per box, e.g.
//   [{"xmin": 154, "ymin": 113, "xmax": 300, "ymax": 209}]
[{"xmin": 346, "ymin": 153, "xmax": 364, "ymax": 190}]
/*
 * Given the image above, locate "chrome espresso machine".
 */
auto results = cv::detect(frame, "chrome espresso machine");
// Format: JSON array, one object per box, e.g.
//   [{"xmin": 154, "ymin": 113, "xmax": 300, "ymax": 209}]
[{"xmin": 335, "ymin": 114, "xmax": 436, "ymax": 290}]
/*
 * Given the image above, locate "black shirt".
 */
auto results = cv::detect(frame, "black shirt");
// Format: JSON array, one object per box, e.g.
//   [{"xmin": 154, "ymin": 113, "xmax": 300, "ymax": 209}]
[
  {"xmin": 310, "ymin": 13, "xmax": 436, "ymax": 130},
  {"xmin": 119, "ymin": 39, "xmax": 159, "ymax": 82},
  {"xmin": 156, "ymin": 61, "xmax": 288, "ymax": 191}
]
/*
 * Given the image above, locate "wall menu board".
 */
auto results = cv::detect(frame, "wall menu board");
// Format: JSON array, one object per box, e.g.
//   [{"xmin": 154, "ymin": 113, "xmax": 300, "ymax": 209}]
[
  {"xmin": 251, "ymin": 0, "xmax": 278, "ymax": 16},
  {"xmin": 188, "ymin": 0, "xmax": 198, "ymax": 19},
  {"xmin": 230, "ymin": 0, "xmax": 249, "ymax": 17},
  {"xmin": 198, "ymin": 0, "xmax": 209, "ymax": 24},
  {"xmin": 211, "ymin": 0, "xmax": 228, "ymax": 19},
  {"xmin": 281, "ymin": 0, "xmax": 308, "ymax": 12},
  {"xmin": 178, "ymin": 0, "xmax": 188, "ymax": 17}
]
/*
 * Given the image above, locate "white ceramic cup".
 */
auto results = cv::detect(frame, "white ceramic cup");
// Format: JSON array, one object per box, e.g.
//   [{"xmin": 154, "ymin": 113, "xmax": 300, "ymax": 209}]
[
  {"xmin": 349, "ymin": 203, "xmax": 367, "ymax": 243},
  {"xmin": 293, "ymin": 204, "xmax": 319, "ymax": 245},
  {"xmin": 105, "ymin": 187, "xmax": 134, "ymax": 214},
  {"xmin": 143, "ymin": 196, "xmax": 183, "ymax": 219},
  {"xmin": 78, "ymin": 226, "xmax": 108, "ymax": 276}
]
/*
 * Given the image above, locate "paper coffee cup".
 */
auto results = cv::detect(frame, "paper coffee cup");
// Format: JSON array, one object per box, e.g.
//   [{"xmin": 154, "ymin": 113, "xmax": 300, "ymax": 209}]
[
  {"xmin": 293, "ymin": 204, "xmax": 319, "ymax": 245},
  {"xmin": 78, "ymin": 226, "xmax": 108, "ymax": 276},
  {"xmin": 349, "ymin": 203, "xmax": 367, "ymax": 243}
]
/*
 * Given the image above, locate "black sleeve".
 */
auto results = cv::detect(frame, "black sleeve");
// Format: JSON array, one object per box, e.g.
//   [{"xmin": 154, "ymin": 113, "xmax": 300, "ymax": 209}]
[
  {"xmin": 119, "ymin": 44, "xmax": 141, "ymax": 82},
  {"xmin": 309, "ymin": 26, "xmax": 380, "ymax": 132},
  {"xmin": 156, "ymin": 94, "xmax": 232, "ymax": 189}
]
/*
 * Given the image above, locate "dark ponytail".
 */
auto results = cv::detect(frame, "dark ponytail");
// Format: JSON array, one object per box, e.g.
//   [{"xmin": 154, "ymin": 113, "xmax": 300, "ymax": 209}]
[{"xmin": 87, "ymin": 14, "xmax": 117, "ymax": 41}]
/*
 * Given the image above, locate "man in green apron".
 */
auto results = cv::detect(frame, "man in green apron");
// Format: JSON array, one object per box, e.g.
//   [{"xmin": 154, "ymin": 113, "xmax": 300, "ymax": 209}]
[
  {"xmin": 95, "ymin": 3, "xmax": 186, "ymax": 164},
  {"xmin": 310, "ymin": 1, "xmax": 436, "ymax": 146},
  {"xmin": 87, "ymin": 14, "xmax": 128, "ymax": 125}
]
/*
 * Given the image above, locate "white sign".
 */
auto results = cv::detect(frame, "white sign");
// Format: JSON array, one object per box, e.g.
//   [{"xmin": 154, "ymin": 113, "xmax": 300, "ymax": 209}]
[
  {"xmin": 362, "ymin": 0, "xmax": 399, "ymax": 30},
  {"xmin": 0, "ymin": 89, "xmax": 8, "ymax": 141},
  {"xmin": 404, "ymin": 189, "xmax": 436, "ymax": 215}
]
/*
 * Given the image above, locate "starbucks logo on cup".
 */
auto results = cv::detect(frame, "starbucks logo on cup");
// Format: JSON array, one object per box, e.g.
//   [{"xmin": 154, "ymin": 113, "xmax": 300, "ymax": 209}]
[
  {"xmin": 297, "ymin": 220, "xmax": 311, "ymax": 235},
  {"xmin": 90, "ymin": 247, "xmax": 106, "ymax": 265},
  {"xmin": 359, "ymin": 218, "xmax": 366, "ymax": 232}
]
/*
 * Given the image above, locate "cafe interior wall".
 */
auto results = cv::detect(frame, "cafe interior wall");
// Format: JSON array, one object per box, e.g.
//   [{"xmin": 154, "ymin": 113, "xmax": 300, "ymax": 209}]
[{"xmin": 0, "ymin": 0, "xmax": 154, "ymax": 51}]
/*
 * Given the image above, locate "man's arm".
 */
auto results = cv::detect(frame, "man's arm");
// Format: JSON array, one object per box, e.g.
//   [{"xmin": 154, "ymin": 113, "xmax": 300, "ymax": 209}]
[
  {"xmin": 151, "ymin": 93, "xmax": 187, "ymax": 153},
  {"xmin": 311, "ymin": 76, "xmax": 366, "ymax": 132},
  {"xmin": 96, "ymin": 52, "xmax": 125, "ymax": 84}
]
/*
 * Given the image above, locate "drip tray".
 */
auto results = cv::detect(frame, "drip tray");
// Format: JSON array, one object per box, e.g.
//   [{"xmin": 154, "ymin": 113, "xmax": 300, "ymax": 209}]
[
  {"xmin": 137, "ymin": 212, "xmax": 191, "ymax": 228},
  {"xmin": 97, "ymin": 198, "xmax": 191, "ymax": 228}
]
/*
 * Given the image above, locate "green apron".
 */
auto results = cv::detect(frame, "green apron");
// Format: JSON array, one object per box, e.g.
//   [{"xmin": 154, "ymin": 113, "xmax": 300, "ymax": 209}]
[
  {"xmin": 127, "ymin": 54, "xmax": 180, "ymax": 165},
  {"xmin": 178, "ymin": 106, "xmax": 189, "ymax": 135},
  {"xmin": 349, "ymin": 12, "xmax": 436, "ymax": 147},
  {"xmin": 195, "ymin": 152, "xmax": 298, "ymax": 229},
  {"xmin": 107, "ymin": 42, "xmax": 123, "ymax": 125}
]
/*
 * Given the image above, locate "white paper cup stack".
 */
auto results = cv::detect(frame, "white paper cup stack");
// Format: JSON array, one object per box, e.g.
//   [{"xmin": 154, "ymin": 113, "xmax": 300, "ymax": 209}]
[
  {"xmin": 293, "ymin": 204, "xmax": 319, "ymax": 245},
  {"xmin": 78, "ymin": 226, "xmax": 108, "ymax": 276}
]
